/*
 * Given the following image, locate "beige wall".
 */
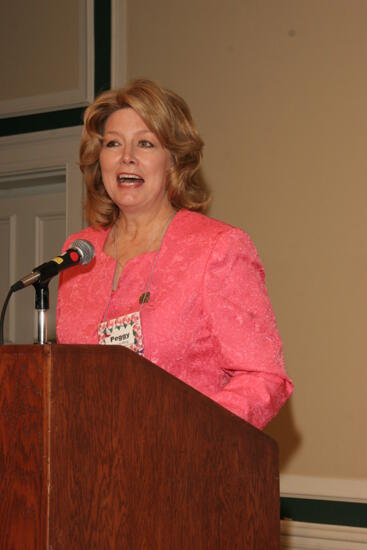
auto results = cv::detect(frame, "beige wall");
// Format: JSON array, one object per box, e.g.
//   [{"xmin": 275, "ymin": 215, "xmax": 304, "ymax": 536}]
[
  {"xmin": 1, "ymin": 0, "xmax": 366, "ymax": 492},
  {"xmin": 126, "ymin": 0, "xmax": 367, "ymax": 483},
  {"xmin": 0, "ymin": 0, "xmax": 79, "ymax": 100}
]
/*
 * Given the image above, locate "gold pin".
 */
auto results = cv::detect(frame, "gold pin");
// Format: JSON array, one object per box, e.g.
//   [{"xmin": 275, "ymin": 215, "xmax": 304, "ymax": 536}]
[{"xmin": 139, "ymin": 292, "xmax": 151, "ymax": 304}]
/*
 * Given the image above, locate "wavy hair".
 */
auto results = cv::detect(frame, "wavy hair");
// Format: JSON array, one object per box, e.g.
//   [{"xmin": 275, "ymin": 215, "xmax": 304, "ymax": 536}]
[{"xmin": 79, "ymin": 79, "xmax": 210, "ymax": 228}]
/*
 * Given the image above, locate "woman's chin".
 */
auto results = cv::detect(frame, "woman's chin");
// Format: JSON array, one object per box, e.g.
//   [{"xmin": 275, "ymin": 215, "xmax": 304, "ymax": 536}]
[{"xmin": 113, "ymin": 189, "xmax": 144, "ymax": 208}]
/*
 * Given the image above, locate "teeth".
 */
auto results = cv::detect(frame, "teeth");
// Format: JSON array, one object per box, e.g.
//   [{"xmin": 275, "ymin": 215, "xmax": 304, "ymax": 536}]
[{"xmin": 118, "ymin": 173, "xmax": 142, "ymax": 182}]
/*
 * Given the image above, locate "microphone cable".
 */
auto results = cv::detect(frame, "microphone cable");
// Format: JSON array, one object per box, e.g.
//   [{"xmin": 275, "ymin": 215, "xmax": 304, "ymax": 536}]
[{"xmin": 0, "ymin": 287, "xmax": 14, "ymax": 345}]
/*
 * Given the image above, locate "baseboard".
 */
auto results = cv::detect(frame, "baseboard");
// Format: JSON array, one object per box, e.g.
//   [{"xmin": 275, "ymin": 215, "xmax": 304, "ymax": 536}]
[{"xmin": 280, "ymin": 520, "xmax": 367, "ymax": 549}]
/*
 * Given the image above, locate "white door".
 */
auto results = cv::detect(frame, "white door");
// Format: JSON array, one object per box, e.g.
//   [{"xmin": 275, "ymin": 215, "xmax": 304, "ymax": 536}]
[{"xmin": 0, "ymin": 177, "xmax": 66, "ymax": 343}]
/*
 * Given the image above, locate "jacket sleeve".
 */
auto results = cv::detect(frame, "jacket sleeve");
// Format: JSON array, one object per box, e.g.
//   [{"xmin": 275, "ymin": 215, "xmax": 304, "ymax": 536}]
[{"xmin": 203, "ymin": 228, "xmax": 293, "ymax": 429}]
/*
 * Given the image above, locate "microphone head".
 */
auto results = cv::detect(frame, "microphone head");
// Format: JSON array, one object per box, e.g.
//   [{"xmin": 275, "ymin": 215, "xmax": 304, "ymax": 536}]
[{"xmin": 71, "ymin": 239, "xmax": 95, "ymax": 265}]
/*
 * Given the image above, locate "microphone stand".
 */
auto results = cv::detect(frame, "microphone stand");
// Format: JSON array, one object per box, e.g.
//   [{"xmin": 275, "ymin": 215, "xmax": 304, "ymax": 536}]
[
  {"xmin": 0, "ymin": 240, "xmax": 94, "ymax": 345},
  {"xmin": 34, "ymin": 282, "xmax": 49, "ymax": 344}
]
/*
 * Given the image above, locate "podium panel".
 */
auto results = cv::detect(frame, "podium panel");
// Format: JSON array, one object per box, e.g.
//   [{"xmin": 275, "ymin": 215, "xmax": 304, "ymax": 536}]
[{"xmin": 0, "ymin": 344, "xmax": 279, "ymax": 549}]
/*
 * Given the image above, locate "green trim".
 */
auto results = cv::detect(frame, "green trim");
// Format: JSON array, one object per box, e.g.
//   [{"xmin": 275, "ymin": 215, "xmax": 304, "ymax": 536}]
[
  {"xmin": 94, "ymin": 0, "xmax": 111, "ymax": 97},
  {"xmin": 0, "ymin": 0, "xmax": 111, "ymax": 137},
  {"xmin": 0, "ymin": 108, "xmax": 85, "ymax": 137},
  {"xmin": 281, "ymin": 497, "xmax": 367, "ymax": 528}
]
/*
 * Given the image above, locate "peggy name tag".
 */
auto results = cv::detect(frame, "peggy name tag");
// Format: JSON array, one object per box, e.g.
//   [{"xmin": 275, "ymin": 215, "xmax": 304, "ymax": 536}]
[{"xmin": 98, "ymin": 311, "xmax": 144, "ymax": 354}]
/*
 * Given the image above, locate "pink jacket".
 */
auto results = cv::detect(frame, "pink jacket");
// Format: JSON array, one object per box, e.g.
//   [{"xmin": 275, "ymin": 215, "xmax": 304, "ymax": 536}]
[{"xmin": 56, "ymin": 209, "xmax": 293, "ymax": 429}]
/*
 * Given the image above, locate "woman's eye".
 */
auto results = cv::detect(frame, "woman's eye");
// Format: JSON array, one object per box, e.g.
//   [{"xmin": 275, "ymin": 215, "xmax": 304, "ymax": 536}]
[
  {"xmin": 139, "ymin": 140, "xmax": 154, "ymax": 148},
  {"xmin": 104, "ymin": 140, "xmax": 119, "ymax": 148}
]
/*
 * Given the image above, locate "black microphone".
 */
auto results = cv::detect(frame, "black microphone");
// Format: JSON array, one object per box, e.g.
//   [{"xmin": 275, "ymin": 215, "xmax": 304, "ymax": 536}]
[{"xmin": 11, "ymin": 239, "xmax": 95, "ymax": 292}]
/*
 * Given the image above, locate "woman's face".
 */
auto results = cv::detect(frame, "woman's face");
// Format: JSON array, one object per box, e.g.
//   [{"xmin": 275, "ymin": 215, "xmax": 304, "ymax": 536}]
[{"xmin": 99, "ymin": 107, "xmax": 172, "ymax": 216}]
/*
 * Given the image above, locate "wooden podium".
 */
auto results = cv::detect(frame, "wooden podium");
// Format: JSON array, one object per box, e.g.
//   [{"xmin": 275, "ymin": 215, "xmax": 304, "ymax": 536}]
[{"xmin": 0, "ymin": 345, "xmax": 279, "ymax": 549}]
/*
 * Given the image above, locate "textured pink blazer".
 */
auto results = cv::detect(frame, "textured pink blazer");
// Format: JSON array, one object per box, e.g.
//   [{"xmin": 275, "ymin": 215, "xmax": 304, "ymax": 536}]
[{"xmin": 57, "ymin": 209, "xmax": 293, "ymax": 429}]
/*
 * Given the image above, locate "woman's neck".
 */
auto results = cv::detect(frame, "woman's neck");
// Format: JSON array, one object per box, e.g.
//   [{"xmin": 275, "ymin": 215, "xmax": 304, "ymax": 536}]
[
  {"xmin": 115, "ymin": 202, "xmax": 176, "ymax": 243},
  {"xmin": 104, "ymin": 202, "xmax": 177, "ymax": 275}
]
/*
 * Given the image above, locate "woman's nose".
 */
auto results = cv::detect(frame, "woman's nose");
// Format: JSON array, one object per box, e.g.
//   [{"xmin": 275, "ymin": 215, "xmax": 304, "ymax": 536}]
[{"xmin": 120, "ymin": 143, "xmax": 136, "ymax": 164}]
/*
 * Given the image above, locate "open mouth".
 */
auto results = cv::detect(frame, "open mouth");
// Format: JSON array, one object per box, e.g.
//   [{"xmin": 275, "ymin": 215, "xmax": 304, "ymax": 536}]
[{"xmin": 117, "ymin": 173, "xmax": 144, "ymax": 186}]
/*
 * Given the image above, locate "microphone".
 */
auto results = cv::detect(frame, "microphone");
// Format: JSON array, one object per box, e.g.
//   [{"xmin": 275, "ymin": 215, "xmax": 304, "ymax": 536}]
[{"xmin": 11, "ymin": 239, "xmax": 95, "ymax": 292}]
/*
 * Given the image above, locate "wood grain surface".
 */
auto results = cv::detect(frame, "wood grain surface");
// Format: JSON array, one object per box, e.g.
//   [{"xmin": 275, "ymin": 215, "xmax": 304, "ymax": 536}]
[
  {"xmin": 0, "ymin": 344, "xmax": 279, "ymax": 549},
  {"xmin": 49, "ymin": 345, "xmax": 279, "ymax": 549},
  {"xmin": 0, "ymin": 345, "xmax": 50, "ymax": 550}
]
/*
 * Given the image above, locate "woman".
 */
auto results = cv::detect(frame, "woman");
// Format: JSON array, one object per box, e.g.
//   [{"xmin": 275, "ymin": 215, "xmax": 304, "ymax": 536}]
[{"xmin": 56, "ymin": 79, "xmax": 293, "ymax": 429}]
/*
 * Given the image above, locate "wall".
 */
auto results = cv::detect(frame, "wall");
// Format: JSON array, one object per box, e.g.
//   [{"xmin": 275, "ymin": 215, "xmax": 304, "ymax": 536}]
[
  {"xmin": 0, "ymin": 0, "xmax": 366, "ymax": 527},
  {"xmin": 125, "ymin": 0, "xmax": 367, "ymax": 497},
  {"xmin": 0, "ymin": 0, "xmax": 79, "ymax": 101},
  {"xmin": 0, "ymin": 0, "xmax": 94, "ymax": 121}
]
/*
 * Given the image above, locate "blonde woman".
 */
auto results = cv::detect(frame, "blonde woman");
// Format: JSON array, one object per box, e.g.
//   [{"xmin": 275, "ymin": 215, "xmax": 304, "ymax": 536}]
[{"xmin": 56, "ymin": 79, "xmax": 293, "ymax": 429}]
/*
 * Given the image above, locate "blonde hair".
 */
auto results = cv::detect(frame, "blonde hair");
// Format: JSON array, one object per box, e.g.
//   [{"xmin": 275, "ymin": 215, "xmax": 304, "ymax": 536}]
[{"xmin": 80, "ymin": 79, "xmax": 210, "ymax": 228}]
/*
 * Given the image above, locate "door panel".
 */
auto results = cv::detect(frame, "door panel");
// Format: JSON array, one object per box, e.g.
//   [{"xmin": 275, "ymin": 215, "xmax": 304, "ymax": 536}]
[{"xmin": 0, "ymin": 182, "xmax": 65, "ymax": 343}]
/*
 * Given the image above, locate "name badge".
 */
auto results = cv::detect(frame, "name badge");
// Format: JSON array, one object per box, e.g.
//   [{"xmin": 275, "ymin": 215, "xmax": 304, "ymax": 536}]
[{"xmin": 98, "ymin": 311, "xmax": 144, "ymax": 354}]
